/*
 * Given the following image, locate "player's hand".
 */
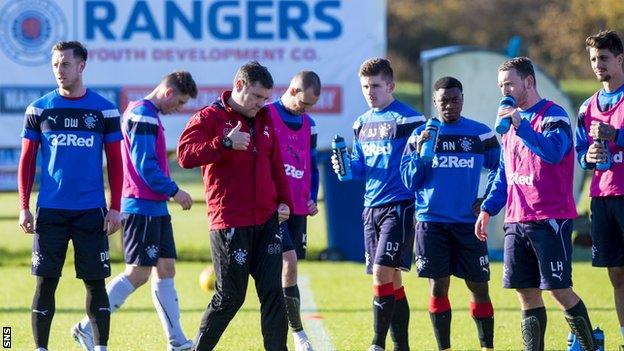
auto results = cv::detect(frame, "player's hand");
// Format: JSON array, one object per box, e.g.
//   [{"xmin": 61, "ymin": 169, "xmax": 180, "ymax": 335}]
[
  {"xmin": 227, "ymin": 121, "xmax": 251, "ymax": 150},
  {"xmin": 277, "ymin": 203, "xmax": 290, "ymax": 223},
  {"xmin": 498, "ymin": 106, "xmax": 521, "ymax": 128},
  {"xmin": 173, "ymin": 189, "xmax": 193, "ymax": 210},
  {"xmin": 307, "ymin": 199, "xmax": 318, "ymax": 216},
  {"xmin": 471, "ymin": 198, "xmax": 484, "ymax": 216},
  {"xmin": 586, "ymin": 141, "xmax": 607, "ymax": 163},
  {"xmin": 589, "ymin": 121, "xmax": 616, "ymax": 141},
  {"xmin": 330, "ymin": 154, "xmax": 341, "ymax": 175},
  {"xmin": 416, "ymin": 129, "xmax": 432, "ymax": 154},
  {"xmin": 19, "ymin": 209, "xmax": 34, "ymax": 234},
  {"xmin": 104, "ymin": 209, "xmax": 121, "ymax": 236},
  {"xmin": 475, "ymin": 211, "xmax": 490, "ymax": 242}
]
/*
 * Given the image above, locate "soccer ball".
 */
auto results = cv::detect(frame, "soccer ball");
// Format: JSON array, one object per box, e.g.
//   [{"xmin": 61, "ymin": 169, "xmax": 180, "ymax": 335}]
[{"xmin": 199, "ymin": 265, "xmax": 216, "ymax": 293}]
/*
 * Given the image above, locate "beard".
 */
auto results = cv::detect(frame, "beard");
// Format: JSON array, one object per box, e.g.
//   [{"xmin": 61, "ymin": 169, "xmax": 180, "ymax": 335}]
[{"xmin": 599, "ymin": 74, "xmax": 612, "ymax": 82}]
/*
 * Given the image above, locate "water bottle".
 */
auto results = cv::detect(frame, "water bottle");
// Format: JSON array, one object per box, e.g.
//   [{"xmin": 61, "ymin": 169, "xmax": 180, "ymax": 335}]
[
  {"xmin": 595, "ymin": 140, "xmax": 612, "ymax": 171},
  {"xmin": 332, "ymin": 135, "xmax": 352, "ymax": 181},
  {"xmin": 594, "ymin": 327, "xmax": 604, "ymax": 351},
  {"xmin": 420, "ymin": 118, "xmax": 441, "ymax": 162},
  {"xmin": 567, "ymin": 331, "xmax": 579, "ymax": 351},
  {"xmin": 567, "ymin": 328, "xmax": 604, "ymax": 351},
  {"xmin": 495, "ymin": 95, "xmax": 516, "ymax": 134}
]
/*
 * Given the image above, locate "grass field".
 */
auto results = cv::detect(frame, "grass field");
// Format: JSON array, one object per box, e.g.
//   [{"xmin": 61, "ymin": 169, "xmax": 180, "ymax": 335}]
[
  {"xmin": 0, "ymin": 79, "xmax": 616, "ymax": 350},
  {"xmin": 0, "ymin": 262, "xmax": 619, "ymax": 350}
]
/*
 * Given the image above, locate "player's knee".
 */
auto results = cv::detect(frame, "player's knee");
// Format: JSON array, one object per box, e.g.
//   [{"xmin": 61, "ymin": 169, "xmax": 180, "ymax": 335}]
[
  {"xmin": 125, "ymin": 268, "xmax": 151, "ymax": 287},
  {"xmin": 466, "ymin": 281, "xmax": 490, "ymax": 301},
  {"xmin": 154, "ymin": 259, "xmax": 176, "ymax": 279},
  {"xmin": 430, "ymin": 277, "xmax": 450, "ymax": 297},
  {"xmin": 548, "ymin": 288, "xmax": 578, "ymax": 307},
  {"xmin": 608, "ymin": 267, "xmax": 624, "ymax": 289},
  {"xmin": 372, "ymin": 264, "xmax": 395, "ymax": 284},
  {"xmin": 516, "ymin": 288, "xmax": 543, "ymax": 309}
]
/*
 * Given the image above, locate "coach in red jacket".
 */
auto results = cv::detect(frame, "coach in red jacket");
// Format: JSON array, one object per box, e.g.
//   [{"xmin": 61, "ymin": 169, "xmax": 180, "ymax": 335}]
[{"xmin": 178, "ymin": 61, "xmax": 292, "ymax": 351}]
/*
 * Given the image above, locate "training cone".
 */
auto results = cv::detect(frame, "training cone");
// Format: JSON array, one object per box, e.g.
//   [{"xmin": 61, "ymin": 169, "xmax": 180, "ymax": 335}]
[{"xmin": 199, "ymin": 265, "xmax": 216, "ymax": 293}]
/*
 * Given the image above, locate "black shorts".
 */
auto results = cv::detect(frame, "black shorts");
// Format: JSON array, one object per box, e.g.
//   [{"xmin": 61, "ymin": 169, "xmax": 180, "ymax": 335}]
[
  {"xmin": 279, "ymin": 215, "xmax": 307, "ymax": 259},
  {"xmin": 363, "ymin": 201, "xmax": 415, "ymax": 274},
  {"xmin": 32, "ymin": 207, "xmax": 111, "ymax": 280},
  {"xmin": 121, "ymin": 213, "xmax": 177, "ymax": 266},
  {"xmin": 414, "ymin": 221, "xmax": 490, "ymax": 282},
  {"xmin": 503, "ymin": 219, "xmax": 573, "ymax": 290},
  {"xmin": 590, "ymin": 196, "xmax": 624, "ymax": 267}
]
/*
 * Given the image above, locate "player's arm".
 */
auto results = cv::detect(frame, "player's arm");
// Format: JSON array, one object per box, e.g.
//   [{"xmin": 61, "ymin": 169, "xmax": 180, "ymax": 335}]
[
  {"xmin": 18, "ymin": 105, "xmax": 43, "ymax": 234},
  {"xmin": 349, "ymin": 137, "xmax": 366, "ymax": 179},
  {"xmin": 575, "ymin": 101, "xmax": 596, "ymax": 169},
  {"xmin": 309, "ymin": 118, "xmax": 320, "ymax": 216},
  {"xmin": 515, "ymin": 108, "xmax": 572, "ymax": 164},
  {"xmin": 102, "ymin": 107, "xmax": 123, "ymax": 234},
  {"xmin": 104, "ymin": 141, "xmax": 122, "ymax": 235},
  {"xmin": 269, "ymin": 118, "xmax": 293, "ymax": 221},
  {"xmin": 177, "ymin": 110, "xmax": 227, "ymax": 168},
  {"xmin": 475, "ymin": 148, "xmax": 508, "ymax": 241},
  {"xmin": 481, "ymin": 130, "xmax": 501, "ymax": 198},
  {"xmin": 400, "ymin": 129, "xmax": 428, "ymax": 192},
  {"xmin": 18, "ymin": 139, "xmax": 39, "ymax": 234},
  {"xmin": 126, "ymin": 115, "xmax": 179, "ymax": 196},
  {"xmin": 480, "ymin": 147, "xmax": 507, "ymax": 217}
]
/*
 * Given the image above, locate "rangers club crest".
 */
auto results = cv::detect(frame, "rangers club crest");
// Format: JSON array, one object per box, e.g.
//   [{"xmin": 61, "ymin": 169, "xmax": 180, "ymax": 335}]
[
  {"xmin": 233, "ymin": 249, "xmax": 248, "ymax": 265},
  {"xmin": 0, "ymin": 0, "xmax": 67, "ymax": 66}
]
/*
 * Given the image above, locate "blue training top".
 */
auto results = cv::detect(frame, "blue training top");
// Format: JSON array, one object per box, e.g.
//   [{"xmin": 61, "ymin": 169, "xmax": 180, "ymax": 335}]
[
  {"xmin": 351, "ymin": 99, "xmax": 425, "ymax": 207},
  {"xmin": 21, "ymin": 88, "xmax": 122, "ymax": 210},
  {"xmin": 401, "ymin": 116, "xmax": 500, "ymax": 223}
]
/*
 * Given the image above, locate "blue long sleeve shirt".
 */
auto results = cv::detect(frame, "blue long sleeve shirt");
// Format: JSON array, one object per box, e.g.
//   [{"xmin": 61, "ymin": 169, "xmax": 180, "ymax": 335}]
[
  {"xmin": 349, "ymin": 99, "xmax": 425, "ymax": 207},
  {"xmin": 401, "ymin": 116, "xmax": 500, "ymax": 223}
]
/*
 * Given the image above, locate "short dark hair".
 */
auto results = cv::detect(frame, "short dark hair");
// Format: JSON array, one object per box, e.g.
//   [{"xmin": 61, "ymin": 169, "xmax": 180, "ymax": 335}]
[
  {"xmin": 235, "ymin": 61, "xmax": 273, "ymax": 89},
  {"xmin": 162, "ymin": 71, "xmax": 198, "ymax": 98},
  {"xmin": 51, "ymin": 41, "xmax": 88, "ymax": 61},
  {"xmin": 586, "ymin": 30, "xmax": 624, "ymax": 56},
  {"xmin": 293, "ymin": 71, "xmax": 321, "ymax": 96},
  {"xmin": 433, "ymin": 76, "xmax": 463, "ymax": 92},
  {"xmin": 358, "ymin": 58, "xmax": 394, "ymax": 83},
  {"xmin": 499, "ymin": 57, "xmax": 536, "ymax": 83}
]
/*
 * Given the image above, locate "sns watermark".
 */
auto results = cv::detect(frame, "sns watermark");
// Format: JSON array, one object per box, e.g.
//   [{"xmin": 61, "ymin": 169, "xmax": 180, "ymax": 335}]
[{"xmin": 2, "ymin": 326, "xmax": 10, "ymax": 348}]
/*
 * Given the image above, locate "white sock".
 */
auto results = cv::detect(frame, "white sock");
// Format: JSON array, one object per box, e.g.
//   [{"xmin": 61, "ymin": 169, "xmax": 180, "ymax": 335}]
[
  {"xmin": 620, "ymin": 325, "xmax": 624, "ymax": 340},
  {"xmin": 94, "ymin": 346, "xmax": 108, "ymax": 351},
  {"xmin": 35, "ymin": 348, "xmax": 47, "ymax": 351},
  {"xmin": 152, "ymin": 277, "xmax": 186, "ymax": 344},
  {"xmin": 79, "ymin": 274, "xmax": 135, "ymax": 333}
]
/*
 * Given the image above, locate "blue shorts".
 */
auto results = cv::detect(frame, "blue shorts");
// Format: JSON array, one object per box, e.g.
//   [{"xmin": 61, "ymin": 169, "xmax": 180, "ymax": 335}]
[
  {"xmin": 414, "ymin": 222, "xmax": 490, "ymax": 282},
  {"xmin": 503, "ymin": 219, "xmax": 573, "ymax": 290},
  {"xmin": 363, "ymin": 201, "xmax": 415, "ymax": 274},
  {"xmin": 279, "ymin": 215, "xmax": 307, "ymax": 259},
  {"xmin": 121, "ymin": 213, "xmax": 176, "ymax": 266},
  {"xmin": 32, "ymin": 207, "xmax": 111, "ymax": 280},
  {"xmin": 590, "ymin": 196, "xmax": 624, "ymax": 267}
]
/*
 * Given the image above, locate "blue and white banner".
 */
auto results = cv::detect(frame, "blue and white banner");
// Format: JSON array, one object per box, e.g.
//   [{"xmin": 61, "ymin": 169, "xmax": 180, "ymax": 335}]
[{"xmin": 0, "ymin": 0, "xmax": 387, "ymax": 150}]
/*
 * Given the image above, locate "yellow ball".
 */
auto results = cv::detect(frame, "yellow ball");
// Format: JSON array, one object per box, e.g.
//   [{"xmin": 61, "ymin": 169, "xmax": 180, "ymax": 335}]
[{"xmin": 199, "ymin": 265, "xmax": 216, "ymax": 293}]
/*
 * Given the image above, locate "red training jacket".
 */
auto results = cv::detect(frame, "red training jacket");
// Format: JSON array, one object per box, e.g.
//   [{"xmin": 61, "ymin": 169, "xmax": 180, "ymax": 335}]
[{"xmin": 177, "ymin": 91, "xmax": 292, "ymax": 230}]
